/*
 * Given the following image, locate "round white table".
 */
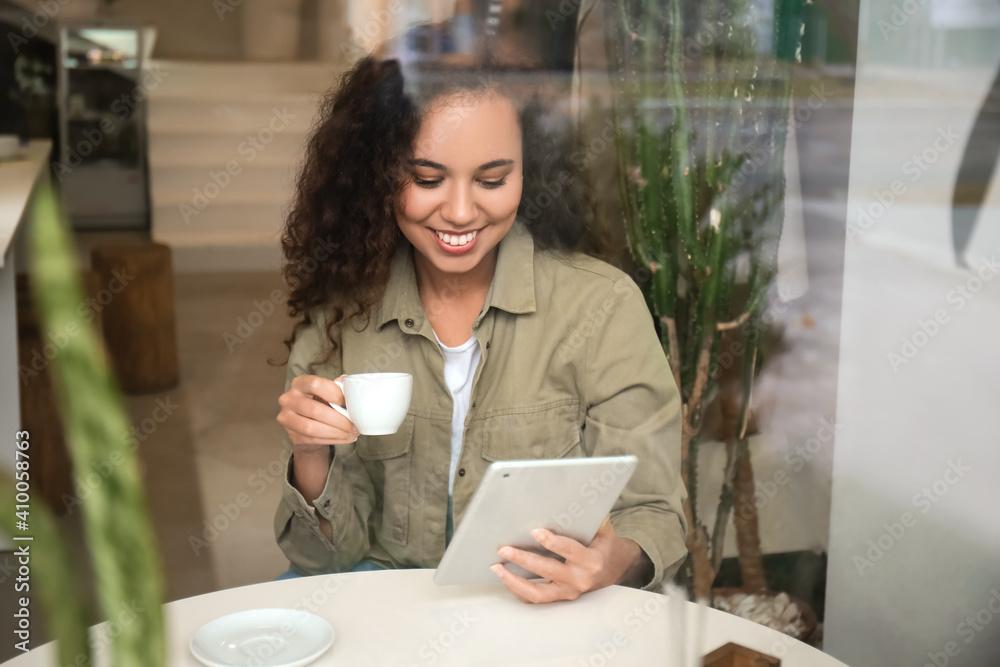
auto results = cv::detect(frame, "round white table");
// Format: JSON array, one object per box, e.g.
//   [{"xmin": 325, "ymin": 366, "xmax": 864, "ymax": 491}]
[{"xmin": 7, "ymin": 569, "xmax": 848, "ymax": 666}]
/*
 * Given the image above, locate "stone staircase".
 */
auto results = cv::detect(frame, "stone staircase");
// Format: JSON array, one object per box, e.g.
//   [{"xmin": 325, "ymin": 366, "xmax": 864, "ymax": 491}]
[{"xmin": 148, "ymin": 61, "xmax": 345, "ymax": 272}]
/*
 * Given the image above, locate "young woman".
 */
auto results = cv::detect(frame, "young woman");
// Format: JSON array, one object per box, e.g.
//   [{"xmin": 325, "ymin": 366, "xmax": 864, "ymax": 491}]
[{"xmin": 274, "ymin": 41, "xmax": 687, "ymax": 603}]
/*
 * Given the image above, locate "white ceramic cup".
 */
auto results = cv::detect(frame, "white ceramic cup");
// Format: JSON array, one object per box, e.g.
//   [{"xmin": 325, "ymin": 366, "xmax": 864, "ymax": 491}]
[{"xmin": 327, "ymin": 372, "xmax": 412, "ymax": 436}]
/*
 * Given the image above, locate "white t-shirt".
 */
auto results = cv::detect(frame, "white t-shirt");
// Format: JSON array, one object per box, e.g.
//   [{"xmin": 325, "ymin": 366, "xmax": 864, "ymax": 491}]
[{"xmin": 433, "ymin": 330, "xmax": 482, "ymax": 495}]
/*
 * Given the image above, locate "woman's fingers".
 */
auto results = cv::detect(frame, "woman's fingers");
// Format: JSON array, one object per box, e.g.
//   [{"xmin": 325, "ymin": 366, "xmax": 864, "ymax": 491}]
[
  {"xmin": 494, "ymin": 522, "xmax": 620, "ymax": 603},
  {"xmin": 291, "ymin": 374, "xmax": 346, "ymax": 408},
  {"xmin": 490, "ymin": 564, "xmax": 580, "ymax": 603},
  {"xmin": 279, "ymin": 409, "xmax": 356, "ymax": 445},
  {"xmin": 278, "ymin": 389, "xmax": 355, "ymax": 436},
  {"xmin": 499, "ymin": 540, "xmax": 600, "ymax": 594},
  {"xmin": 287, "ymin": 389, "xmax": 356, "ymax": 431},
  {"xmin": 530, "ymin": 528, "xmax": 590, "ymax": 564},
  {"xmin": 497, "ymin": 546, "xmax": 562, "ymax": 582},
  {"xmin": 278, "ymin": 375, "xmax": 357, "ymax": 445}
]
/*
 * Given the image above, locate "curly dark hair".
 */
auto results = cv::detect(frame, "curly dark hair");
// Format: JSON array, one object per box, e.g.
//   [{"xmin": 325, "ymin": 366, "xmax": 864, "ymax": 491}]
[{"xmin": 277, "ymin": 26, "xmax": 601, "ymax": 368}]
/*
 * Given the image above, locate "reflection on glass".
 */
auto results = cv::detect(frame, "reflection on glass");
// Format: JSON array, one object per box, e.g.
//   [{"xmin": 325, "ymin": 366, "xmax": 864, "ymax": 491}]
[{"xmin": 62, "ymin": 27, "xmax": 138, "ymax": 69}]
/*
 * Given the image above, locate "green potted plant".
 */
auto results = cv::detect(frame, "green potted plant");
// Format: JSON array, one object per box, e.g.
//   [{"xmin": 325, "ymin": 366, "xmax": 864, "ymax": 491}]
[
  {"xmin": 0, "ymin": 184, "xmax": 165, "ymax": 665},
  {"xmin": 601, "ymin": 0, "xmax": 806, "ymax": 616}
]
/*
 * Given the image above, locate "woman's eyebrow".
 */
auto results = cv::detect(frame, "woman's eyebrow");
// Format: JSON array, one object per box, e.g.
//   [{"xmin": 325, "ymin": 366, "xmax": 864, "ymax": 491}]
[
  {"xmin": 409, "ymin": 158, "xmax": 514, "ymax": 171},
  {"xmin": 478, "ymin": 159, "xmax": 514, "ymax": 170},
  {"xmin": 410, "ymin": 158, "xmax": 446, "ymax": 170}
]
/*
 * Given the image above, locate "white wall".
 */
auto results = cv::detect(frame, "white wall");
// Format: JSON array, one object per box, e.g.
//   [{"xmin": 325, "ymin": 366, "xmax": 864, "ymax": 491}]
[{"xmin": 824, "ymin": 3, "xmax": 1000, "ymax": 665}]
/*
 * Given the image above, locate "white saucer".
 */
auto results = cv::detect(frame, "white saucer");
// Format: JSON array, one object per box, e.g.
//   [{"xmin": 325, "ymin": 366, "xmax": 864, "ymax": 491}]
[{"xmin": 190, "ymin": 608, "xmax": 334, "ymax": 667}]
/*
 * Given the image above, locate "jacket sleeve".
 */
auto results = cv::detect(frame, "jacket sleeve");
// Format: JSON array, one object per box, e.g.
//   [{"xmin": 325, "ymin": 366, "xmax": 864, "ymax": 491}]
[
  {"xmin": 273, "ymin": 309, "xmax": 377, "ymax": 574},
  {"xmin": 582, "ymin": 276, "xmax": 689, "ymax": 590}
]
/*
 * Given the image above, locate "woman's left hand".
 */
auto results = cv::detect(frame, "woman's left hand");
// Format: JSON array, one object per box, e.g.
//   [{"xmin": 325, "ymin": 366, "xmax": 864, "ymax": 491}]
[{"xmin": 491, "ymin": 516, "xmax": 649, "ymax": 603}]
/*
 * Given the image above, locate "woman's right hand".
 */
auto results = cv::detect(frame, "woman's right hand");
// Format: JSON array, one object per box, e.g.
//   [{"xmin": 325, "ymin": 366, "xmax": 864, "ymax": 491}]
[{"xmin": 277, "ymin": 374, "xmax": 359, "ymax": 451}]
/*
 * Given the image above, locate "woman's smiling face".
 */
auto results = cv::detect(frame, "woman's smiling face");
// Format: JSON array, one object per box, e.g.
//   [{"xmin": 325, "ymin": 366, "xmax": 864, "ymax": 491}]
[{"xmin": 395, "ymin": 92, "xmax": 523, "ymax": 277}]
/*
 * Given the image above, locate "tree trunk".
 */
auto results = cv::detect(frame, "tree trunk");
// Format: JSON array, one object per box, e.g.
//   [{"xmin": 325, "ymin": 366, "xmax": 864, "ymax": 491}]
[
  {"xmin": 709, "ymin": 337, "xmax": 744, "ymax": 573},
  {"xmin": 681, "ymin": 426, "xmax": 715, "ymax": 600},
  {"xmin": 680, "ymin": 332, "xmax": 720, "ymax": 600},
  {"xmin": 733, "ymin": 446, "xmax": 767, "ymax": 591}
]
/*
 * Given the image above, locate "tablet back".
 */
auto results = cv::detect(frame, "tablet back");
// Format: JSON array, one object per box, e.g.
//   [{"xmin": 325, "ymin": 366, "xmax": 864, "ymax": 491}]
[{"xmin": 433, "ymin": 455, "xmax": 638, "ymax": 586}]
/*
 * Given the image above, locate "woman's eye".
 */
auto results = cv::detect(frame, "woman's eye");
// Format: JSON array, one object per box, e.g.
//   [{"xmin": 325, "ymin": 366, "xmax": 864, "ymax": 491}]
[{"xmin": 413, "ymin": 177, "xmax": 506, "ymax": 189}]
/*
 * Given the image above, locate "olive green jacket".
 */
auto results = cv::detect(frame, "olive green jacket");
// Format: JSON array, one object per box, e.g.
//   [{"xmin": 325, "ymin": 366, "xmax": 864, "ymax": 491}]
[{"xmin": 275, "ymin": 219, "xmax": 688, "ymax": 590}]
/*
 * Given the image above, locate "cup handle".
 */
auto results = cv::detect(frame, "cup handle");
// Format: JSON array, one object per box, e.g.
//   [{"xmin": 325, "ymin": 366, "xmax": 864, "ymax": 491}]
[{"xmin": 328, "ymin": 378, "xmax": 351, "ymax": 421}]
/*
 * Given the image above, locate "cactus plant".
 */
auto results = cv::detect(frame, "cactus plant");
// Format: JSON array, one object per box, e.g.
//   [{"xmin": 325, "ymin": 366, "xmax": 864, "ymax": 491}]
[{"xmin": 603, "ymin": 0, "xmax": 804, "ymax": 599}]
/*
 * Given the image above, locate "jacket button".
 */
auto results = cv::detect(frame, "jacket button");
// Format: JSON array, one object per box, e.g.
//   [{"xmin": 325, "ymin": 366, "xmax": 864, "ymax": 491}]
[
  {"xmin": 486, "ymin": 341, "xmax": 491, "ymax": 349},
  {"xmin": 323, "ymin": 500, "xmax": 331, "ymax": 509},
  {"xmin": 472, "ymin": 402, "xmax": 476, "ymax": 408},
  {"xmin": 458, "ymin": 468, "xmax": 466, "ymax": 477},
  {"xmin": 404, "ymin": 318, "xmax": 415, "ymax": 328}
]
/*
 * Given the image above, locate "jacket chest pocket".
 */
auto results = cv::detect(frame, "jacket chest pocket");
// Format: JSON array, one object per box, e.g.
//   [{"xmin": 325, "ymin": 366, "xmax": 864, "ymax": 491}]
[
  {"xmin": 479, "ymin": 400, "xmax": 583, "ymax": 462},
  {"xmin": 355, "ymin": 414, "xmax": 414, "ymax": 547}
]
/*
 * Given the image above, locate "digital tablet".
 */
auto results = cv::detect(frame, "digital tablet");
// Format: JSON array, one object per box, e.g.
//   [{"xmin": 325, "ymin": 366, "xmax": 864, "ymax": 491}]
[{"xmin": 433, "ymin": 455, "xmax": 638, "ymax": 586}]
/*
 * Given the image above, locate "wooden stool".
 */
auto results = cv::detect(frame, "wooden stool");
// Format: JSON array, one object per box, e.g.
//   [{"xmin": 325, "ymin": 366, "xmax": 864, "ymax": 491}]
[
  {"xmin": 16, "ymin": 271, "xmax": 104, "ymax": 514},
  {"xmin": 704, "ymin": 642, "xmax": 781, "ymax": 666},
  {"xmin": 90, "ymin": 242, "xmax": 179, "ymax": 394}
]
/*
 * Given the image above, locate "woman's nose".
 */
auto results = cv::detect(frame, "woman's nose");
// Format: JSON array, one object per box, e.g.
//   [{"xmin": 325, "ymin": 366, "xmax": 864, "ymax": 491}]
[{"xmin": 441, "ymin": 184, "xmax": 477, "ymax": 226}]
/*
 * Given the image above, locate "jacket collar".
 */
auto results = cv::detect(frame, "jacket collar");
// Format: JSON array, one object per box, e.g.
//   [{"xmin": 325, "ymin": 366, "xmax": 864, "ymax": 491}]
[{"xmin": 375, "ymin": 217, "xmax": 537, "ymax": 332}]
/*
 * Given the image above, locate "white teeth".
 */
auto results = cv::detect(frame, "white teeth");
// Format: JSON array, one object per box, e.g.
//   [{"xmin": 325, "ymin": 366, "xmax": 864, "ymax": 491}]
[{"xmin": 435, "ymin": 230, "xmax": 477, "ymax": 247}]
